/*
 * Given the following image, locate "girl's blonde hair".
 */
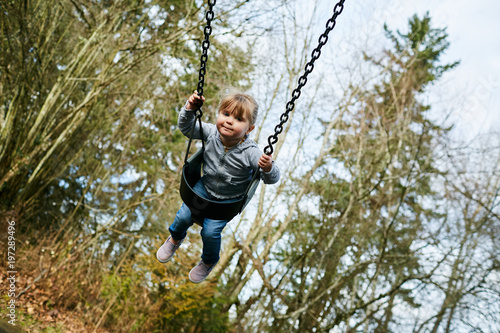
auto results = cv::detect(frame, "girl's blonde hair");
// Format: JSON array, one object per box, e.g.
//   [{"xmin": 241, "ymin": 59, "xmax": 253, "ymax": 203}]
[{"xmin": 218, "ymin": 88, "xmax": 259, "ymax": 125}]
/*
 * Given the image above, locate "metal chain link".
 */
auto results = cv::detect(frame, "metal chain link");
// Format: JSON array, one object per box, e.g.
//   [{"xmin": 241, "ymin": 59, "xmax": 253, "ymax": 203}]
[
  {"xmin": 184, "ymin": 0, "xmax": 216, "ymax": 163},
  {"xmin": 196, "ymin": 0, "xmax": 216, "ymax": 107},
  {"xmin": 263, "ymin": 0, "xmax": 345, "ymax": 155}
]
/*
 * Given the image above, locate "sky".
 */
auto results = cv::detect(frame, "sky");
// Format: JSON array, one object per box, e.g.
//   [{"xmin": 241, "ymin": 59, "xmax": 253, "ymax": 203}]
[{"xmin": 341, "ymin": 0, "xmax": 500, "ymax": 140}]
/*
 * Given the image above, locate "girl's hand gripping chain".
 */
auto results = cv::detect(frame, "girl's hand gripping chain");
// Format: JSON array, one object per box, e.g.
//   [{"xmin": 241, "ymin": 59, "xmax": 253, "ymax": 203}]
[
  {"xmin": 187, "ymin": 91, "xmax": 205, "ymax": 110},
  {"xmin": 258, "ymin": 154, "xmax": 273, "ymax": 173}
]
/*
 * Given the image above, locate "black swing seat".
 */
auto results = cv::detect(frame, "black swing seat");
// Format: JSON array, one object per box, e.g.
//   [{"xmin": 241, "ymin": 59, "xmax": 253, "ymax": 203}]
[{"xmin": 180, "ymin": 148, "xmax": 260, "ymax": 222}]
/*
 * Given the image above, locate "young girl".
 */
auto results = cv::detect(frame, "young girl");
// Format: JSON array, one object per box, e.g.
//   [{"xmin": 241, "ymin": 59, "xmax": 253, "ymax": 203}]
[{"xmin": 157, "ymin": 89, "xmax": 280, "ymax": 283}]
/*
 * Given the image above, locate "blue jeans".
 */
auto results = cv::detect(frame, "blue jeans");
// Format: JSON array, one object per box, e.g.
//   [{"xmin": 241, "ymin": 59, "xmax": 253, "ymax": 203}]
[{"xmin": 169, "ymin": 179, "xmax": 239, "ymax": 265}]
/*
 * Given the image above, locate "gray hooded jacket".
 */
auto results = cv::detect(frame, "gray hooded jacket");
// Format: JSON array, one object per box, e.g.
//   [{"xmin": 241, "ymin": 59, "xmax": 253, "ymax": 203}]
[{"xmin": 178, "ymin": 106, "xmax": 280, "ymax": 200}]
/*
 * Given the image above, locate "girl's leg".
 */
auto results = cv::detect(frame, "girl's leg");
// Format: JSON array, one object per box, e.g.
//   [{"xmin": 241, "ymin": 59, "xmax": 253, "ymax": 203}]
[
  {"xmin": 200, "ymin": 218, "xmax": 228, "ymax": 265},
  {"xmin": 168, "ymin": 203, "xmax": 194, "ymax": 241},
  {"xmin": 179, "ymin": 178, "xmax": 238, "ymax": 264},
  {"xmin": 158, "ymin": 204, "xmax": 192, "ymax": 263}
]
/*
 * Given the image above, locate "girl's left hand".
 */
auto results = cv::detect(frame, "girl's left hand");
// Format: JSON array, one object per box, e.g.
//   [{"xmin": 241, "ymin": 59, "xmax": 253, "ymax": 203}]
[{"xmin": 258, "ymin": 154, "xmax": 273, "ymax": 172}]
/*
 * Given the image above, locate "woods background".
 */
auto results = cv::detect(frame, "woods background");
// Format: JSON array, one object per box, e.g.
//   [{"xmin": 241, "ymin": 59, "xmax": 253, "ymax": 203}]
[{"xmin": 1, "ymin": 0, "xmax": 499, "ymax": 332}]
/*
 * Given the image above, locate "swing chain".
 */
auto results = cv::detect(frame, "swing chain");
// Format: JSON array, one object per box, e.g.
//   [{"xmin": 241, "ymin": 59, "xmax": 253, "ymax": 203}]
[
  {"xmin": 184, "ymin": 0, "xmax": 216, "ymax": 164},
  {"xmin": 263, "ymin": 0, "xmax": 345, "ymax": 155},
  {"xmin": 196, "ymin": 0, "xmax": 217, "ymax": 104}
]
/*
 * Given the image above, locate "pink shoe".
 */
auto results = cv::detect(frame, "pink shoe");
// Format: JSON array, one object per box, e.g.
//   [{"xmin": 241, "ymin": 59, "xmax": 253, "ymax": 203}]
[
  {"xmin": 156, "ymin": 236, "xmax": 184, "ymax": 263},
  {"xmin": 189, "ymin": 260, "xmax": 217, "ymax": 283}
]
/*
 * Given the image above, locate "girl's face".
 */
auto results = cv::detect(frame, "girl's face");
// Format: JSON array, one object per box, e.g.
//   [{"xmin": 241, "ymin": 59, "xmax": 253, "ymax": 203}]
[{"xmin": 216, "ymin": 108, "xmax": 255, "ymax": 145}]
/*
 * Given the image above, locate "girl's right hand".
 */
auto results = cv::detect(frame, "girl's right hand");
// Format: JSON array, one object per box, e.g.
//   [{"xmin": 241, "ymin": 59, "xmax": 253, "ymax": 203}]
[{"xmin": 186, "ymin": 91, "xmax": 205, "ymax": 110}]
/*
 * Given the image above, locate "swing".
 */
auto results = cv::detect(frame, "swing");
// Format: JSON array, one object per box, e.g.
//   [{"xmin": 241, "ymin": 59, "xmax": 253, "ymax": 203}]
[
  {"xmin": 180, "ymin": 148, "xmax": 261, "ymax": 221},
  {"xmin": 180, "ymin": 0, "xmax": 345, "ymax": 222}
]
